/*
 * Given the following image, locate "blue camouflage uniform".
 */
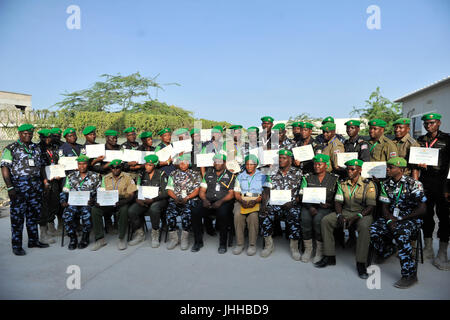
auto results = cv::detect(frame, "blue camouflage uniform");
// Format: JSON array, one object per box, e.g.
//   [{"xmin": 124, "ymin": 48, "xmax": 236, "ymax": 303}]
[
  {"xmin": 370, "ymin": 175, "xmax": 427, "ymax": 277},
  {"xmin": 1, "ymin": 140, "xmax": 45, "ymax": 248},
  {"xmin": 60, "ymin": 170, "xmax": 101, "ymax": 236}
]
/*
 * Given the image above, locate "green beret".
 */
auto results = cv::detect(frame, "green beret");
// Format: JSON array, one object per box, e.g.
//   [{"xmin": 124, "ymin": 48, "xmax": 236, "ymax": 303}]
[
  {"xmin": 105, "ymin": 130, "xmax": 118, "ymax": 137},
  {"xmin": 387, "ymin": 157, "xmax": 407, "ymax": 168},
  {"xmin": 176, "ymin": 153, "xmax": 192, "ymax": 164},
  {"xmin": 261, "ymin": 116, "xmax": 274, "ymax": 123},
  {"xmin": 82, "ymin": 126, "xmax": 96, "ymax": 135},
  {"xmin": 393, "ymin": 118, "xmax": 411, "ymax": 126},
  {"xmin": 273, "ymin": 123, "xmax": 286, "ymax": 131},
  {"xmin": 292, "ymin": 121, "xmax": 304, "ymax": 128},
  {"xmin": 50, "ymin": 128, "xmax": 62, "ymax": 135},
  {"xmin": 123, "ymin": 127, "xmax": 137, "ymax": 133},
  {"xmin": 322, "ymin": 116, "xmax": 335, "ymax": 124},
  {"xmin": 320, "ymin": 123, "xmax": 336, "ymax": 131},
  {"xmin": 158, "ymin": 128, "xmax": 172, "ymax": 136},
  {"xmin": 421, "ymin": 113, "xmax": 441, "ymax": 121},
  {"xmin": 144, "ymin": 154, "xmax": 159, "ymax": 165},
  {"xmin": 344, "ymin": 120, "xmax": 361, "ymax": 127},
  {"xmin": 278, "ymin": 149, "xmax": 293, "ymax": 157},
  {"xmin": 139, "ymin": 131, "xmax": 153, "ymax": 139},
  {"xmin": 244, "ymin": 154, "xmax": 259, "ymax": 165},
  {"xmin": 213, "ymin": 153, "xmax": 227, "ymax": 161},
  {"xmin": 211, "ymin": 126, "xmax": 224, "ymax": 133},
  {"xmin": 18, "ymin": 123, "xmax": 34, "ymax": 132},
  {"xmin": 109, "ymin": 159, "xmax": 122, "ymax": 167},
  {"xmin": 344, "ymin": 159, "xmax": 363, "ymax": 167},
  {"xmin": 313, "ymin": 154, "xmax": 330, "ymax": 163},
  {"xmin": 38, "ymin": 129, "xmax": 51, "ymax": 137},
  {"xmin": 63, "ymin": 128, "xmax": 76, "ymax": 137},
  {"xmin": 76, "ymin": 155, "xmax": 90, "ymax": 162},
  {"xmin": 247, "ymin": 126, "xmax": 260, "ymax": 133},
  {"xmin": 174, "ymin": 128, "xmax": 189, "ymax": 136},
  {"xmin": 300, "ymin": 122, "xmax": 314, "ymax": 129},
  {"xmin": 369, "ymin": 119, "xmax": 387, "ymax": 128},
  {"xmin": 190, "ymin": 128, "xmax": 200, "ymax": 135},
  {"xmin": 229, "ymin": 125, "xmax": 243, "ymax": 130}
]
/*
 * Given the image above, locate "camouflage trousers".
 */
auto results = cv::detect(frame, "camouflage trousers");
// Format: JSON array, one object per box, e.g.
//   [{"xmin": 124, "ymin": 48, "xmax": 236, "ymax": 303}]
[
  {"xmin": 260, "ymin": 205, "xmax": 301, "ymax": 240},
  {"xmin": 166, "ymin": 199, "xmax": 199, "ymax": 231},
  {"xmin": 370, "ymin": 218, "xmax": 420, "ymax": 277},
  {"xmin": 10, "ymin": 178, "xmax": 42, "ymax": 249},
  {"xmin": 62, "ymin": 205, "xmax": 92, "ymax": 236}
]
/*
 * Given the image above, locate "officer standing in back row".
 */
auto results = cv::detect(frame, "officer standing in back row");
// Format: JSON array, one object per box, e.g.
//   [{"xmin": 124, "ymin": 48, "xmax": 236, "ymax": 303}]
[{"xmin": 392, "ymin": 118, "xmax": 420, "ymax": 180}]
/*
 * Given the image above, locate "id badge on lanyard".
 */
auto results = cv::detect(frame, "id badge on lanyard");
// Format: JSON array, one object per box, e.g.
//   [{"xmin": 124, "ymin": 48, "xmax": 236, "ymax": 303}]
[
  {"xmin": 215, "ymin": 183, "xmax": 221, "ymax": 192},
  {"xmin": 181, "ymin": 190, "xmax": 187, "ymax": 198},
  {"xmin": 28, "ymin": 159, "xmax": 35, "ymax": 167},
  {"xmin": 393, "ymin": 207, "xmax": 400, "ymax": 218}
]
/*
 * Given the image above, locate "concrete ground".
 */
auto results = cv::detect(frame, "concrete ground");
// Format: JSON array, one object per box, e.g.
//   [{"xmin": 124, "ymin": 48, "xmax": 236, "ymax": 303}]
[{"xmin": 0, "ymin": 208, "xmax": 449, "ymax": 300}]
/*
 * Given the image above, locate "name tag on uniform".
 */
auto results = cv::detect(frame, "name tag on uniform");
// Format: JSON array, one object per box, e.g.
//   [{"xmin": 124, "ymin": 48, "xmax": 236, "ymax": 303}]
[
  {"xmin": 215, "ymin": 184, "xmax": 221, "ymax": 192},
  {"xmin": 28, "ymin": 159, "xmax": 35, "ymax": 167},
  {"xmin": 393, "ymin": 207, "xmax": 400, "ymax": 218},
  {"xmin": 181, "ymin": 190, "xmax": 187, "ymax": 198}
]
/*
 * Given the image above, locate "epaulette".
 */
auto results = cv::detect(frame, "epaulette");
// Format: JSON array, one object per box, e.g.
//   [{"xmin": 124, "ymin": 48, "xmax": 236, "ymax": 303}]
[{"xmin": 407, "ymin": 136, "xmax": 417, "ymax": 145}]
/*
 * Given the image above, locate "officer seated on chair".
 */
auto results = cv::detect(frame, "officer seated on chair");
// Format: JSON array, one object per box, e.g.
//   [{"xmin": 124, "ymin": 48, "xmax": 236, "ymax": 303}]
[
  {"xmin": 128, "ymin": 154, "xmax": 168, "ymax": 248},
  {"xmin": 90, "ymin": 159, "xmax": 137, "ymax": 251},
  {"xmin": 194, "ymin": 153, "xmax": 236, "ymax": 254},
  {"xmin": 316, "ymin": 159, "xmax": 377, "ymax": 279},
  {"xmin": 369, "ymin": 157, "xmax": 427, "ymax": 289},
  {"xmin": 60, "ymin": 155, "xmax": 101, "ymax": 250}
]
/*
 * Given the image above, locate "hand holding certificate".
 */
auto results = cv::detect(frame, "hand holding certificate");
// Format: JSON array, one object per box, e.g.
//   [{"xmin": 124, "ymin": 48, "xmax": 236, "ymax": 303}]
[
  {"xmin": 85, "ymin": 144, "xmax": 105, "ymax": 158},
  {"xmin": 269, "ymin": 190, "xmax": 292, "ymax": 206},
  {"xmin": 97, "ymin": 190, "xmax": 119, "ymax": 206},
  {"xmin": 302, "ymin": 187, "xmax": 326, "ymax": 204},
  {"xmin": 409, "ymin": 147, "xmax": 439, "ymax": 166},
  {"xmin": 361, "ymin": 162, "xmax": 387, "ymax": 179},
  {"xmin": 292, "ymin": 145, "xmax": 315, "ymax": 162},
  {"xmin": 45, "ymin": 165, "xmax": 66, "ymax": 180},
  {"xmin": 138, "ymin": 186, "xmax": 159, "ymax": 200},
  {"xmin": 156, "ymin": 145, "xmax": 173, "ymax": 162},
  {"xmin": 68, "ymin": 191, "xmax": 90, "ymax": 206}
]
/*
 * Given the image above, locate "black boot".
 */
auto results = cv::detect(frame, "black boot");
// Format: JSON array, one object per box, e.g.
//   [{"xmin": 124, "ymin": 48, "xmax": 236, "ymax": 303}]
[
  {"xmin": 13, "ymin": 247, "xmax": 26, "ymax": 256},
  {"xmin": 78, "ymin": 232, "xmax": 90, "ymax": 249},
  {"xmin": 68, "ymin": 234, "xmax": 78, "ymax": 250},
  {"xmin": 28, "ymin": 241, "xmax": 50, "ymax": 248},
  {"xmin": 357, "ymin": 262, "xmax": 369, "ymax": 279},
  {"xmin": 191, "ymin": 241, "xmax": 204, "ymax": 252},
  {"xmin": 314, "ymin": 256, "xmax": 336, "ymax": 268}
]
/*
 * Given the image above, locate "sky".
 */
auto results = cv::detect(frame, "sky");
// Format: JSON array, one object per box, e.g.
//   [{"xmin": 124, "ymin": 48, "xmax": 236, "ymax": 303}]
[{"xmin": 0, "ymin": 0, "xmax": 449, "ymax": 127}]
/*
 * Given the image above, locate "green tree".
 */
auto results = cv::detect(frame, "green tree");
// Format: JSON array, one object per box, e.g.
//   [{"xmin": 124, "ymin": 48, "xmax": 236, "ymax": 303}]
[
  {"xmin": 351, "ymin": 87, "xmax": 402, "ymax": 135},
  {"xmin": 286, "ymin": 112, "xmax": 322, "ymax": 127}
]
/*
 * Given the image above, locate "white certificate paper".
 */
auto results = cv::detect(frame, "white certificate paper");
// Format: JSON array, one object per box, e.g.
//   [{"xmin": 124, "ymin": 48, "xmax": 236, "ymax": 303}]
[
  {"xmin": 362, "ymin": 162, "xmax": 387, "ymax": 179},
  {"xmin": 269, "ymin": 190, "xmax": 292, "ymax": 206},
  {"xmin": 122, "ymin": 149, "xmax": 142, "ymax": 163},
  {"xmin": 97, "ymin": 190, "xmax": 119, "ymax": 206},
  {"xmin": 104, "ymin": 150, "xmax": 124, "ymax": 162},
  {"xmin": 45, "ymin": 165, "xmax": 66, "ymax": 180},
  {"xmin": 292, "ymin": 145, "xmax": 315, "ymax": 162},
  {"xmin": 262, "ymin": 150, "xmax": 279, "ymax": 165},
  {"xmin": 196, "ymin": 153, "xmax": 214, "ymax": 167},
  {"xmin": 139, "ymin": 151, "xmax": 156, "ymax": 164},
  {"xmin": 302, "ymin": 187, "xmax": 327, "ymax": 204},
  {"xmin": 59, "ymin": 157, "xmax": 78, "ymax": 171},
  {"xmin": 138, "ymin": 186, "xmax": 159, "ymax": 200},
  {"xmin": 172, "ymin": 139, "xmax": 193, "ymax": 154},
  {"xmin": 337, "ymin": 152, "xmax": 359, "ymax": 168},
  {"xmin": 200, "ymin": 129, "xmax": 212, "ymax": 142},
  {"xmin": 85, "ymin": 144, "xmax": 105, "ymax": 159},
  {"xmin": 68, "ymin": 191, "xmax": 90, "ymax": 206},
  {"xmin": 409, "ymin": 147, "xmax": 439, "ymax": 166},
  {"xmin": 156, "ymin": 145, "xmax": 173, "ymax": 162}
]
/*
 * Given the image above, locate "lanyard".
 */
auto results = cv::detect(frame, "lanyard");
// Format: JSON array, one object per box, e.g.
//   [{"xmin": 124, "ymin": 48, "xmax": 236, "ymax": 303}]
[
  {"xmin": 17, "ymin": 140, "xmax": 32, "ymax": 158},
  {"xmin": 426, "ymin": 138, "xmax": 438, "ymax": 148},
  {"xmin": 347, "ymin": 184, "xmax": 359, "ymax": 200},
  {"xmin": 70, "ymin": 146, "xmax": 79, "ymax": 157},
  {"xmin": 246, "ymin": 173, "xmax": 256, "ymax": 192},
  {"xmin": 79, "ymin": 175, "xmax": 87, "ymax": 188},
  {"xmin": 46, "ymin": 149, "xmax": 54, "ymax": 163},
  {"xmin": 395, "ymin": 183, "xmax": 403, "ymax": 206},
  {"xmin": 112, "ymin": 177, "xmax": 122, "ymax": 191},
  {"xmin": 369, "ymin": 142, "xmax": 378, "ymax": 153},
  {"xmin": 217, "ymin": 170, "xmax": 226, "ymax": 183},
  {"xmin": 329, "ymin": 136, "xmax": 337, "ymax": 144}
]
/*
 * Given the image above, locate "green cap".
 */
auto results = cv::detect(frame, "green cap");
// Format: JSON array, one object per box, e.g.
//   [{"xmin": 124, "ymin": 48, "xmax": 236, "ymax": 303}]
[
  {"xmin": 176, "ymin": 153, "xmax": 191, "ymax": 164},
  {"xmin": 320, "ymin": 123, "xmax": 336, "ymax": 131},
  {"xmin": 273, "ymin": 123, "xmax": 286, "ymax": 131},
  {"xmin": 278, "ymin": 149, "xmax": 293, "ymax": 157},
  {"xmin": 144, "ymin": 154, "xmax": 159, "ymax": 165},
  {"xmin": 18, "ymin": 123, "xmax": 34, "ymax": 132},
  {"xmin": 109, "ymin": 159, "xmax": 122, "ymax": 167},
  {"xmin": 421, "ymin": 113, "xmax": 441, "ymax": 121},
  {"xmin": 105, "ymin": 130, "xmax": 118, "ymax": 137},
  {"xmin": 124, "ymin": 127, "xmax": 137, "ymax": 133},
  {"xmin": 300, "ymin": 122, "xmax": 314, "ymax": 129},
  {"xmin": 139, "ymin": 131, "xmax": 153, "ymax": 139},
  {"xmin": 369, "ymin": 119, "xmax": 387, "ymax": 128},
  {"xmin": 50, "ymin": 128, "xmax": 62, "ymax": 135},
  {"xmin": 313, "ymin": 154, "xmax": 330, "ymax": 163},
  {"xmin": 63, "ymin": 128, "xmax": 76, "ymax": 137},
  {"xmin": 82, "ymin": 126, "xmax": 96, "ymax": 135},
  {"xmin": 292, "ymin": 121, "xmax": 304, "ymax": 128},
  {"xmin": 213, "ymin": 153, "xmax": 227, "ymax": 161},
  {"xmin": 247, "ymin": 126, "xmax": 260, "ymax": 133},
  {"xmin": 174, "ymin": 128, "xmax": 189, "ymax": 136},
  {"xmin": 261, "ymin": 116, "xmax": 274, "ymax": 123},
  {"xmin": 76, "ymin": 155, "xmax": 90, "ymax": 162},
  {"xmin": 344, "ymin": 159, "xmax": 363, "ymax": 167},
  {"xmin": 229, "ymin": 125, "xmax": 243, "ymax": 130},
  {"xmin": 190, "ymin": 128, "xmax": 200, "ymax": 135},
  {"xmin": 244, "ymin": 154, "xmax": 259, "ymax": 165},
  {"xmin": 393, "ymin": 118, "xmax": 411, "ymax": 126},
  {"xmin": 158, "ymin": 128, "xmax": 172, "ymax": 136},
  {"xmin": 211, "ymin": 126, "xmax": 224, "ymax": 133},
  {"xmin": 344, "ymin": 120, "xmax": 361, "ymax": 127},
  {"xmin": 322, "ymin": 116, "xmax": 335, "ymax": 124},
  {"xmin": 387, "ymin": 157, "xmax": 407, "ymax": 168},
  {"xmin": 38, "ymin": 129, "xmax": 51, "ymax": 137}
]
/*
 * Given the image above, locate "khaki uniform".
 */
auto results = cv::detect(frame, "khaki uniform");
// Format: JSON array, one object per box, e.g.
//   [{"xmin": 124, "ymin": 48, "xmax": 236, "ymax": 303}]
[
  {"xmin": 322, "ymin": 136, "xmax": 345, "ymax": 172},
  {"xmin": 393, "ymin": 133, "xmax": 420, "ymax": 176},
  {"xmin": 321, "ymin": 176, "xmax": 377, "ymax": 263},
  {"xmin": 368, "ymin": 135, "xmax": 398, "ymax": 162}
]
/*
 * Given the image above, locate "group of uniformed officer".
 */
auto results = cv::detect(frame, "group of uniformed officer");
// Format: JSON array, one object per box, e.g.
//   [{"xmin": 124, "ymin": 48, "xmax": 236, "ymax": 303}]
[{"xmin": 1, "ymin": 112, "xmax": 449, "ymax": 289}]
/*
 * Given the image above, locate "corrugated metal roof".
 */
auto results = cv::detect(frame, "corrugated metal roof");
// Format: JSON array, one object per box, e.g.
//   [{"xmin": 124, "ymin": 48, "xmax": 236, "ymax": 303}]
[{"xmin": 394, "ymin": 76, "xmax": 450, "ymax": 102}]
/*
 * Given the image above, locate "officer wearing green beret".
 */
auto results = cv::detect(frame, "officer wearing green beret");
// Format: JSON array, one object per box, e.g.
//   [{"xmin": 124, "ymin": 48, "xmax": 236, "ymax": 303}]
[
  {"xmin": 37, "ymin": 129, "xmax": 50, "ymax": 144},
  {"xmin": 367, "ymin": 119, "xmax": 398, "ymax": 162},
  {"xmin": 260, "ymin": 116, "xmax": 275, "ymax": 150},
  {"xmin": 121, "ymin": 127, "xmax": 140, "ymax": 150},
  {"xmin": 82, "ymin": 126, "xmax": 105, "ymax": 175},
  {"xmin": 273, "ymin": 123, "xmax": 295, "ymax": 152},
  {"xmin": 299, "ymin": 154, "xmax": 340, "ymax": 264},
  {"xmin": 50, "ymin": 128, "xmax": 64, "ymax": 149},
  {"xmin": 319, "ymin": 123, "xmax": 345, "ymax": 173},
  {"xmin": 201, "ymin": 126, "xmax": 226, "ymax": 175},
  {"xmin": 292, "ymin": 122, "xmax": 318, "ymax": 174},
  {"xmin": 225, "ymin": 125, "xmax": 246, "ymax": 174},
  {"xmin": 155, "ymin": 128, "xmax": 175, "ymax": 176},
  {"xmin": 392, "ymin": 118, "xmax": 420, "ymax": 179},
  {"xmin": 416, "ymin": 113, "xmax": 450, "ymax": 270},
  {"xmin": 58, "ymin": 128, "xmax": 86, "ymax": 161},
  {"xmin": 128, "ymin": 154, "xmax": 169, "ymax": 248},
  {"xmin": 291, "ymin": 121, "xmax": 304, "ymax": 143},
  {"xmin": 317, "ymin": 159, "xmax": 377, "ymax": 279},
  {"xmin": 137, "ymin": 132, "xmax": 155, "ymax": 151},
  {"xmin": 315, "ymin": 116, "xmax": 346, "ymax": 147},
  {"xmin": 344, "ymin": 119, "xmax": 370, "ymax": 163}
]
